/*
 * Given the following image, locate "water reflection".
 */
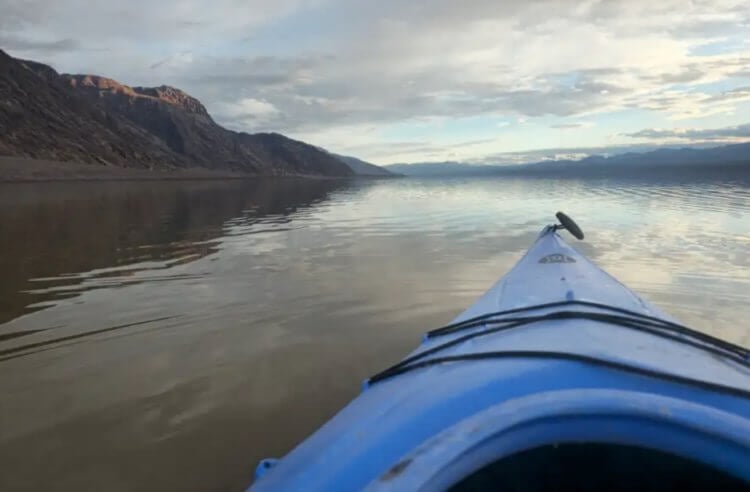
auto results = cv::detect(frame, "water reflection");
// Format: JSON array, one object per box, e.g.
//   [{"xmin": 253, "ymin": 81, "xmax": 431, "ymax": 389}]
[
  {"xmin": 0, "ymin": 176, "xmax": 749, "ymax": 492},
  {"xmin": 0, "ymin": 179, "xmax": 346, "ymax": 325}
]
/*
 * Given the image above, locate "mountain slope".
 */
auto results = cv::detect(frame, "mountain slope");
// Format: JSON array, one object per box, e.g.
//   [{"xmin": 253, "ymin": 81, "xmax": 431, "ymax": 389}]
[
  {"xmin": 61, "ymin": 72, "xmax": 353, "ymax": 176},
  {"xmin": 0, "ymin": 50, "xmax": 353, "ymax": 177},
  {"xmin": 331, "ymin": 154, "xmax": 395, "ymax": 176},
  {"xmin": 0, "ymin": 50, "xmax": 184, "ymax": 169}
]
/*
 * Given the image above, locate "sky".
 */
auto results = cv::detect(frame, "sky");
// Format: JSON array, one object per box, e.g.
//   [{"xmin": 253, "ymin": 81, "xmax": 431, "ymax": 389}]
[{"xmin": 3, "ymin": 0, "xmax": 750, "ymax": 165}]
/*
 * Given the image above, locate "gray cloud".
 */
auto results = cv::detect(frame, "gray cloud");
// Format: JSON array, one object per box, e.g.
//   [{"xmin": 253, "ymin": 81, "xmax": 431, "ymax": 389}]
[
  {"xmin": 626, "ymin": 123, "xmax": 750, "ymax": 140},
  {"xmin": 646, "ymin": 65, "xmax": 707, "ymax": 84},
  {"xmin": 139, "ymin": 1, "xmax": 750, "ymax": 136},
  {"xmin": 670, "ymin": 6, "xmax": 750, "ymax": 39},
  {"xmin": 551, "ymin": 123, "xmax": 587, "ymax": 129},
  {"xmin": 3, "ymin": 0, "xmax": 750, "ymax": 160},
  {"xmin": 176, "ymin": 54, "xmax": 632, "ymax": 133},
  {"xmin": 176, "ymin": 21, "xmax": 206, "ymax": 28},
  {"xmin": 639, "ymin": 57, "xmax": 750, "ymax": 85},
  {"xmin": 629, "ymin": 85, "xmax": 750, "ymax": 118},
  {"xmin": 0, "ymin": 35, "xmax": 78, "ymax": 53},
  {"xmin": 708, "ymin": 86, "xmax": 750, "ymax": 103}
]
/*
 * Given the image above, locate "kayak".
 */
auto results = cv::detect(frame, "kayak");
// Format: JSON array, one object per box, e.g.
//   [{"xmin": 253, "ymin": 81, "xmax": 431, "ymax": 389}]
[{"xmin": 248, "ymin": 213, "xmax": 750, "ymax": 491}]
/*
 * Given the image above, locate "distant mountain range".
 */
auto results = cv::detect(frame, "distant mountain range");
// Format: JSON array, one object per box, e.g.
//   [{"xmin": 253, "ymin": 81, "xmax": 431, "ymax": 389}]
[
  {"xmin": 387, "ymin": 142, "xmax": 750, "ymax": 178},
  {"xmin": 387, "ymin": 162, "xmax": 498, "ymax": 176},
  {"xmin": 330, "ymin": 153, "xmax": 397, "ymax": 176},
  {"xmin": 0, "ymin": 50, "xmax": 390, "ymax": 178}
]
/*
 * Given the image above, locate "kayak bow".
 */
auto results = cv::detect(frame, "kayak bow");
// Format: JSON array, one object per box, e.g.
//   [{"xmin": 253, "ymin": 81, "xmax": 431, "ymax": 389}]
[{"xmin": 249, "ymin": 213, "xmax": 750, "ymax": 491}]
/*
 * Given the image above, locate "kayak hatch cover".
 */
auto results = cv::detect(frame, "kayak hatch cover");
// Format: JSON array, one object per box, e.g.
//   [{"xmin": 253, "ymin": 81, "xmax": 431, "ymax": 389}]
[{"xmin": 248, "ymin": 213, "xmax": 750, "ymax": 492}]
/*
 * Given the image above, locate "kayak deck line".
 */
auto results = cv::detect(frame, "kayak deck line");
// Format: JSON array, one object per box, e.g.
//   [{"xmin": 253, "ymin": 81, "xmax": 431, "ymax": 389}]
[
  {"xmin": 428, "ymin": 298, "xmax": 749, "ymax": 353},
  {"xmin": 431, "ymin": 310, "xmax": 750, "ymax": 362},
  {"xmin": 426, "ymin": 300, "xmax": 750, "ymax": 359},
  {"xmin": 428, "ymin": 299, "xmax": 677, "ymax": 337},
  {"xmin": 366, "ymin": 308, "xmax": 750, "ymax": 388},
  {"xmin": 365, "ymin": 350, "xmax": 750, "ymax": 400}
]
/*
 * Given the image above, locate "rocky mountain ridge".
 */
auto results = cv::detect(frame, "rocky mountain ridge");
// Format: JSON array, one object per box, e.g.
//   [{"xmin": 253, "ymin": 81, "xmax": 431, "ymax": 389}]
[{"xmin": 1, "ymin": 50, "xmax": 389, "ymax": 177}]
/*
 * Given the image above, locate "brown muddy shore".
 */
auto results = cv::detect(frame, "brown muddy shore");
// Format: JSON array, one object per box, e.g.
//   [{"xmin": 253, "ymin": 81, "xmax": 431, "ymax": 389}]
[{"xmin": 0, "ymin": 156, "xmax": 359, "ymax": 182}]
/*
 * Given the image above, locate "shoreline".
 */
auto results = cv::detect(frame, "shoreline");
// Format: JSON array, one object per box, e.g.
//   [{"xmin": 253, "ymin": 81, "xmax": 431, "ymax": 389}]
[{"xmin": 0, "ymin": 156, "xmax": 369, "ymax": 183}]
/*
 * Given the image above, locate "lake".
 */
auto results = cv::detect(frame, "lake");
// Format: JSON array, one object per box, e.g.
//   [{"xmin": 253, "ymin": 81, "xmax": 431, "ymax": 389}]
[{"xmin": 1, "ymin": 176, "xmax": 749, "ymax": 491}]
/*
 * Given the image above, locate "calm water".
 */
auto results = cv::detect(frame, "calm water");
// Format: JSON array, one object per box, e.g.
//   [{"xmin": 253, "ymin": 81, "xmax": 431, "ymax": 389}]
[{"xmin": 1, "ymin": 176, "xmax": 749, "ymax": 491}]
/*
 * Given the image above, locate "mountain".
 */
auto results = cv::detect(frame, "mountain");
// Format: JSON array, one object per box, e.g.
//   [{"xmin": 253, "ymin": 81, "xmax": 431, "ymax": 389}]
[
  {"xmin": 0, "ymin": 50, "xmax": 182, "ymax": 169},
  {"xmin": 495, "ymin": 142, "xmax": 750, "ymax": 178},
  {"xmin": 386, "ymin": 162, "xmax": 500, "ymax": 176},
  {"xmin": 0, "ymin": 50, "xmax": 353, "ymax": 177},
  {"xmin": 387, "ymin": 143, "xmax": 750, "ymax": 178},
  {"xmin": 330, "ymin": 153, "xmax": 396, "ymax": 176}
]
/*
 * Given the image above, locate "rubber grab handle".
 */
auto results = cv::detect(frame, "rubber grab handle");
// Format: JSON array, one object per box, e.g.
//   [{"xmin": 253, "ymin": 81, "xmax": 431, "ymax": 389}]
[{"xmin": 556, "ymin": 211, "xmax": 585, "ymax": 240}]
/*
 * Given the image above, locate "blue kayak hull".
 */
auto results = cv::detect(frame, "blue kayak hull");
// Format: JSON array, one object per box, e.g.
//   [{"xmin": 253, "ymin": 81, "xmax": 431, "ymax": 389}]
[{"xmin": 250, "ymin": 226, "xmax": 750, "ymax": 491}]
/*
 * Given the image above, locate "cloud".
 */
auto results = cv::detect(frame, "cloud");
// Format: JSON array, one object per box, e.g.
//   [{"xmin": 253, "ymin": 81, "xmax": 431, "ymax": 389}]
[
  {"xmin": 0, "ymin": 35, "xmax": 78, "ymax": 53},
  {"xmin": 187, "ymin": 58, "xmax": 633, "ymax": 136},
  {"xmin": 4, "ymin": 0, "xmax": 750, "ymax": 161},
  {"xmin": 217, "ymin": 98, "xmax": 281, "ymax": 131},
  {"xmin": 149, "ymin": 52, "xmax": 194, "ymax": 70},
  {"xmin": 709, "ymin": 85, "xmax": 750, "ymax": 103},
  {"xmin": 625, "ymin": 85, "xmax": 750, "ymax": 121},
  {"xmin": 1, "ymin": 0, "xmax": 330, "ymax": 42},
  {"xmin": 550, "ymin": 122, "xmax": 594, "ymax": 129},
  {"xmin": 625, "ymin": 123, "xmax": 750, "ymax": 141},
  {"xmin": 139, "ymin": 0, "xmax": 750, "ymax": 137}
]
